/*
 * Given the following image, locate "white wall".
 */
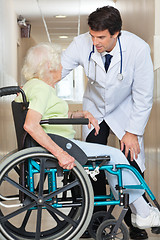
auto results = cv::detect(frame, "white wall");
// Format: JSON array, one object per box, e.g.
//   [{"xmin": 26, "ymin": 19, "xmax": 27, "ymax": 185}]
[
  {"xmin": 0, "ymin": 0, "xmax": 18, "ymax": 155},
  {"xmin": 0, "ymin": 0, "xmax": 37, "ymax": 156},
  {"xmin": 0, "ymin": 0, "xmax": 18, "ymax": 87}
]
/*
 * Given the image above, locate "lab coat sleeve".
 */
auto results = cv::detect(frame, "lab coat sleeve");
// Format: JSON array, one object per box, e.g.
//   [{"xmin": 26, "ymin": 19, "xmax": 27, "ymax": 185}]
[
  {"xmin": 61, "ymin": 38, "xmax": 82, "ymax": 79},
  {"xmin": 125, "ymin": 44, "xmax": 154, "ymax": 136}
]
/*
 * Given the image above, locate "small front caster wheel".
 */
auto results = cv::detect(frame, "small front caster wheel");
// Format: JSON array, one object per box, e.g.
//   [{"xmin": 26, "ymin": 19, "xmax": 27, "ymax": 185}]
[
  {"xmin": 96, "ymin": 219, "xmax": 129, "ymax": 240},
  {"xmin": 88, "ymin": 211, "xmax": 115, "ymax": 239}
]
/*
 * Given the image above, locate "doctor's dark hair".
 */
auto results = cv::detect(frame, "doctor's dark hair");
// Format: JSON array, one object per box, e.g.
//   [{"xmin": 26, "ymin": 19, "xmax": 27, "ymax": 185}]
[{"xmin": 88, "ymin": 6, "xmax": 122, "ymax": 36}]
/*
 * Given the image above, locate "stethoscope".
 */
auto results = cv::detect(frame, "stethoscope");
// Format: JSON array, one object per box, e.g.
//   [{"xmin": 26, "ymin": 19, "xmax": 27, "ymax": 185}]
[{"xmin": 88, "ymin": 37, "xmax": 123, "ymax": 83}]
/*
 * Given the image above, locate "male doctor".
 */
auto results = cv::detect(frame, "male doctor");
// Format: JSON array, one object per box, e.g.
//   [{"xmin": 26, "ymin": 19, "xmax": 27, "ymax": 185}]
[{"xmin": 61, "ymin": 6, "xmax": 154, "ymax": 239}]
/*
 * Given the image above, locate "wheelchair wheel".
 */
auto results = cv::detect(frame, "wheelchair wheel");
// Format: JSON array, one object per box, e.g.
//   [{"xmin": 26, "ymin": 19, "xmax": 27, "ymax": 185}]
[
  {"xmin": 96, "ymin": 219, "xmax": 129, "ymax": 240},
  {"xmin": 88, "ymin": 211, "xmax": 115, "ymax": 239},
  {"xmin": 0, "ymin": 147, "xmax": 94, "ymax": 240}
]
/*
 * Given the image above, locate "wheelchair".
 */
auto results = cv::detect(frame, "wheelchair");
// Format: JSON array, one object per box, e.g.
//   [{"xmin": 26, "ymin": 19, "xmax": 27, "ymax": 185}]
[{"xmin": 0, "ymin": 86, "xmax": 160, "ymax": 240}]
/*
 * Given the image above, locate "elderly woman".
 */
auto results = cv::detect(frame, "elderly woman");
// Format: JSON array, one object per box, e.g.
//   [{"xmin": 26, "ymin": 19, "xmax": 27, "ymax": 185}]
[{"xmin": 15, "ymin": 42, "xmax": 160, "ymax": 229}]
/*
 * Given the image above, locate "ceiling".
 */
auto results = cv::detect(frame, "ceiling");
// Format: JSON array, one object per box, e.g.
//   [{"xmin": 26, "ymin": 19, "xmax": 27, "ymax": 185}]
[{"xmin": 13, "ymin": 0, "xmax": 115, "ymax": 49}]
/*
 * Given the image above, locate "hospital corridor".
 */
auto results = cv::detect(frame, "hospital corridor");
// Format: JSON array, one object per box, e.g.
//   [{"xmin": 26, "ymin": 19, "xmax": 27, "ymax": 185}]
[{"xmin": 0, "ymin": 0, "xmax": 160, "ymax": 239}]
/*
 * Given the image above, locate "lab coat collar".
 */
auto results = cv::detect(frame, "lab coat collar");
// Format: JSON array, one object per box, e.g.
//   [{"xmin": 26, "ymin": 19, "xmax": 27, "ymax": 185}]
[
  {"xmin": 90, "ymin": 34, "xmax": 126, "ymax": 72},
  {"xmin": 91, "ymin": 48, "xmax": 105, "ymax": 70},
  {"xmin": 109, "ymin": 36, "xmax": 126, "ymax": 70}
]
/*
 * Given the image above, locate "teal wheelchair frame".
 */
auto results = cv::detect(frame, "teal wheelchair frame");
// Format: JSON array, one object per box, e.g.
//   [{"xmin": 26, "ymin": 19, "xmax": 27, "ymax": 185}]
[{"xmin": 0, "ymin": 86, "xmax": 160, "ymax": 240}]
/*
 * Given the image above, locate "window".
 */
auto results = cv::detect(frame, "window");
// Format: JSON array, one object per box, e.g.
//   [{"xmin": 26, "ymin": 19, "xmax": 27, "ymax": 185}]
[{"xmin": 56, "ymin": 65, "xmax": 84, "ymax": 102}]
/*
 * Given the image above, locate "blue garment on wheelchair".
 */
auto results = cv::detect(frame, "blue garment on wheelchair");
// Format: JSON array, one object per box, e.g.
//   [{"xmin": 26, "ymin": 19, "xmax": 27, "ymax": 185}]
[{"xmin": 71, "ymin": 139, "xmax": 145, "ymax": 204}]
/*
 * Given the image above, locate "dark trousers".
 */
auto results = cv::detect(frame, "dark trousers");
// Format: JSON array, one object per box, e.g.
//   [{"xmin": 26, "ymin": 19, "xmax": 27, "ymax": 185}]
[
  {"xmin": 86, "ymin": 120, "xmax": 110, "ymax": 212},
  {"xmin": 86, "ymin": 120, "xmax": 148, "ymax": 227},
  {"xmin": 122, "ymin": 147, "xmax": 148, "ymax": 227}
]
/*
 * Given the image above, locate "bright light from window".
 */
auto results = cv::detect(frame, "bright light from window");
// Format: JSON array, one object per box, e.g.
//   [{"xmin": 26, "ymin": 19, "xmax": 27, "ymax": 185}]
[{"xmin": 56, "ymin": 66, "xmax": 84, "ymax": 103}]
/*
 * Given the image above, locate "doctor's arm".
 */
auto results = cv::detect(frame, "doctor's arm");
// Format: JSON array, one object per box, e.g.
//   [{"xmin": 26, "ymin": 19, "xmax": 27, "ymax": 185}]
[
  {"xmin": 120, "ymin": 44, "xmax": 154, "ymax": 161},
  {"xmin": 61, "ymin": 38, "xmax": 81, "ymax": 79}
]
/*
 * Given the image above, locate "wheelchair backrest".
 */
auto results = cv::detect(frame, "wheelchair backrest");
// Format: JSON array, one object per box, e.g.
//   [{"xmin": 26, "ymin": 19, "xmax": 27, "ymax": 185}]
[
  {"xmin": 12, "ymin": 101, "xmax": 29, "ymax": 150},
  {"xmin": 0, "ymin": 86, "xmax": 28, "ymax": 150}
]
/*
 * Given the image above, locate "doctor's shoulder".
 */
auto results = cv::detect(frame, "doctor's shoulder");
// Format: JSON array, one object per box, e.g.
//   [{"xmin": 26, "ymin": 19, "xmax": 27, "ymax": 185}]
[
  {"xmin": 74, "ymin": 32, "xmax": 92, "ymax": 47},
  {"xmin": 121, "ymin": 30, "xmax": 150, "ymax": 51},
  {"xmin": 74, "ymin": 32, "xmax": 92, "ymax": 55}
]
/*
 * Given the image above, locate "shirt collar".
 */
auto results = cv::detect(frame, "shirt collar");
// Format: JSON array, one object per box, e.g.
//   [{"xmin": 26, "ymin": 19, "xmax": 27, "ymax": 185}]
[{"xmin": 101, "ymin": 39, "xmax": 119, "ymax": 58}]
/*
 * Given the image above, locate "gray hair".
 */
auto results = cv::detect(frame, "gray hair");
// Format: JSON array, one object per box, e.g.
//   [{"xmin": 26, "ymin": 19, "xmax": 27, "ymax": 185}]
[{"xmin": 22, "ymin": 42, "xmax": 62, "ymax": 80}]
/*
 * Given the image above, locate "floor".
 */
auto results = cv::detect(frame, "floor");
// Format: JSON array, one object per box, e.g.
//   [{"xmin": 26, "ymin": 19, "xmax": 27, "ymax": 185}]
[
  {"xmin": 79, "ymin": 229, "xmax": 160, "ymax": 240},
  {"xmin": 78, "ymin": 205, "xmax": 160, "ymax": 240}
]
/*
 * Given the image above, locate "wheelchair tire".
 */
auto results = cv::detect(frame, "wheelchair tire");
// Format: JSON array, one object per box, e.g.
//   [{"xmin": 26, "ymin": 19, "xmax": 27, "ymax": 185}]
[
  {"xmin": 0, "ymin": 147, "xmax": 94, "ymax": 240},
  {"xmin": 88, "ymin": 211, "xmax": 115, "ymax": 239},
  {"xmin": 96, "ymin": 219, "xmax": 129, "ymax": 240}
]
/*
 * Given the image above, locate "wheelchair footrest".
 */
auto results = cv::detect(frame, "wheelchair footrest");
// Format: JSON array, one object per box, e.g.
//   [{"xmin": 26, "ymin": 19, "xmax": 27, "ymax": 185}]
[{"xmin": 85, "ymin": 156, "xmax": 110, "ymax": 181}]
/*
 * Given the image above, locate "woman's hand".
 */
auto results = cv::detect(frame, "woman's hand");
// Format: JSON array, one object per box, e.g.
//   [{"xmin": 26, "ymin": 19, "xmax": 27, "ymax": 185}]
[
  {"xmin": 83, "ymin": 111, "xmax": 100, "ymax": 136},
  {"xmin": 56, "ymin": 150, "xmax": 76, "ymax": 170},
  {"xmin": 24, "ymin": 109, "xmax": 76, "ymax": 170}
]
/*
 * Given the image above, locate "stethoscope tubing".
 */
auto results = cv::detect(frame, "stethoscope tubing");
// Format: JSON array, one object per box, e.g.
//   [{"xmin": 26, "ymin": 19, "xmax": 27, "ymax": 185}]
[
  {"xmin": 88, "ymin": 44, "xmax": 94, "ymax": 61},
  {"xmin": 88, "ymin": 37, "xmax": 123, "ymax": 80},
  {"xmin": 118, "ymin": 37, "xmax": 122, "ymax": 75}
]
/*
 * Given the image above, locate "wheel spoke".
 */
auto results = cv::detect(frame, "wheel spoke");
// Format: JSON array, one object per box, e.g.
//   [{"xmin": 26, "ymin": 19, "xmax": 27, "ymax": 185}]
[
  {"xmin": 35, "ymin": 205, "xmax": 43, "ymax": 240},
  {"xmin": 0, "ymin": 201, "xmax": 36, "ymax": 223},
  {"xmin": 47, "ymin": 209, "xmax": 64, "ymax": 225},
  {"xmin": 38, "ymin": 159, "xmax": 46, "ymax": 197},
  {"xmin": 13, "ymin": 166, "xmax": 20, "ymax": 176},
  {"xmin": 44, "ymin": 202, "xmax": 78, "ymax": 227},
  {"xmin": 19, "ymin": 209, "xmax": 32, "ymax": 230},
  {"xmin": 4, "ymin": 175, "xmax": 38, "ymax": 201},
  {"xmin": 44, "ymin": 179, "xmax": 79, "ymax": 201}
]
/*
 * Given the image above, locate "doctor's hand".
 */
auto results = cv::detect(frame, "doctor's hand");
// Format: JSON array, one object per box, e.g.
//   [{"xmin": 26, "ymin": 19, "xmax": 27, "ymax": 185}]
[
  {"xmin": 120, "ymin": 132, "xmax": 140, "ymax": 161},
  {"xmin": 83, "ymin": 111, "xmax": 100, "ymax": 136}
]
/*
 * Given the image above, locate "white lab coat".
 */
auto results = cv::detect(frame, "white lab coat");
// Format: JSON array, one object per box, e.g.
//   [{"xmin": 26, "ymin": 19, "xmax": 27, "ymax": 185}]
[{"xmin": 61, "ymin": 31, "xmax": 154, "ymax": 172}]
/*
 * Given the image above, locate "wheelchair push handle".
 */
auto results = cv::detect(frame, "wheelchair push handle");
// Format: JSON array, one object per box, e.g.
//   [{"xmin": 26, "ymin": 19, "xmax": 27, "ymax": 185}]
[
  {"xmin": 0, "ymin": 86, "xmax": 21, "ymax": 96},
  {"xmin": 40, "ymin": 118, "xmax": 89, "ymax": 125},
  {"xmin": 0, "ymin": 86, "xmax": 27, "ymax": 104}
]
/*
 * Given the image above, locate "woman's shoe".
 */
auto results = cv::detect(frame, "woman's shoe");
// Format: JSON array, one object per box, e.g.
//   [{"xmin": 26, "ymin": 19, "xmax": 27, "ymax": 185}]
[{"xmin": 135, "ymin": 207, "xmax": 160, "ymax": 229}]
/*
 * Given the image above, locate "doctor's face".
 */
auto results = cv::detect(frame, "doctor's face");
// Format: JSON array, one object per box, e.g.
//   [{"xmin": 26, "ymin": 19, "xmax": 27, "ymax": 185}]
[{"xmin": 89, "ymin": 28, "xmax": 119, "ymax": 53}]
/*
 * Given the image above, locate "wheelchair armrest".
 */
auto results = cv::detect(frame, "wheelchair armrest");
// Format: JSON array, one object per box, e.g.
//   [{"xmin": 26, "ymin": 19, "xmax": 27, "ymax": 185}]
[
  {"xmin": 24, "ymin": 133, "xmax": 88, "ymax": 165},
  {"xmin": 40, "ymin": 118, "xmax": 89, "ymax": 125}
]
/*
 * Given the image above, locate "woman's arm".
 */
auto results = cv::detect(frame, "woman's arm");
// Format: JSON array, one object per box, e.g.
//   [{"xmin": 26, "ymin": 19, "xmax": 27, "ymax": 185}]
[
  {"xmin": 68, "ymin": 110, "xmax": 100, "ymax": 136},
  {"xmin": 24, "ymin": 109, "xmax": 76, "ymax": 170}
]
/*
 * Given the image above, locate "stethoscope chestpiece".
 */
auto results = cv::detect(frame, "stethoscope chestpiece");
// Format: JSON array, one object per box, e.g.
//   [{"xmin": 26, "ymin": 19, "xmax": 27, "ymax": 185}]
[{"xmin": 117, "ymin": 73, "xmax": 123, "ymax": 81}]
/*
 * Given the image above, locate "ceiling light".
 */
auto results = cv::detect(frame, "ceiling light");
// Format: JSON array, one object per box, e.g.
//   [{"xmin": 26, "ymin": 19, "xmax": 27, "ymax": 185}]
[
  {"xmin": 59, "ymin": 36, "xmax": 68, "ymax": 39},
  {"xmin": 55, "ymin": 15, "xmax": 66, "ymax": 18}
]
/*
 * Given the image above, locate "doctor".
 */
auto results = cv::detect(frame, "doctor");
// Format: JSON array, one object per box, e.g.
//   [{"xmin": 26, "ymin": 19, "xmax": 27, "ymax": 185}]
[{"xmin": 61, "ymin": 6, "xmax": 154, "ymax": 239}]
